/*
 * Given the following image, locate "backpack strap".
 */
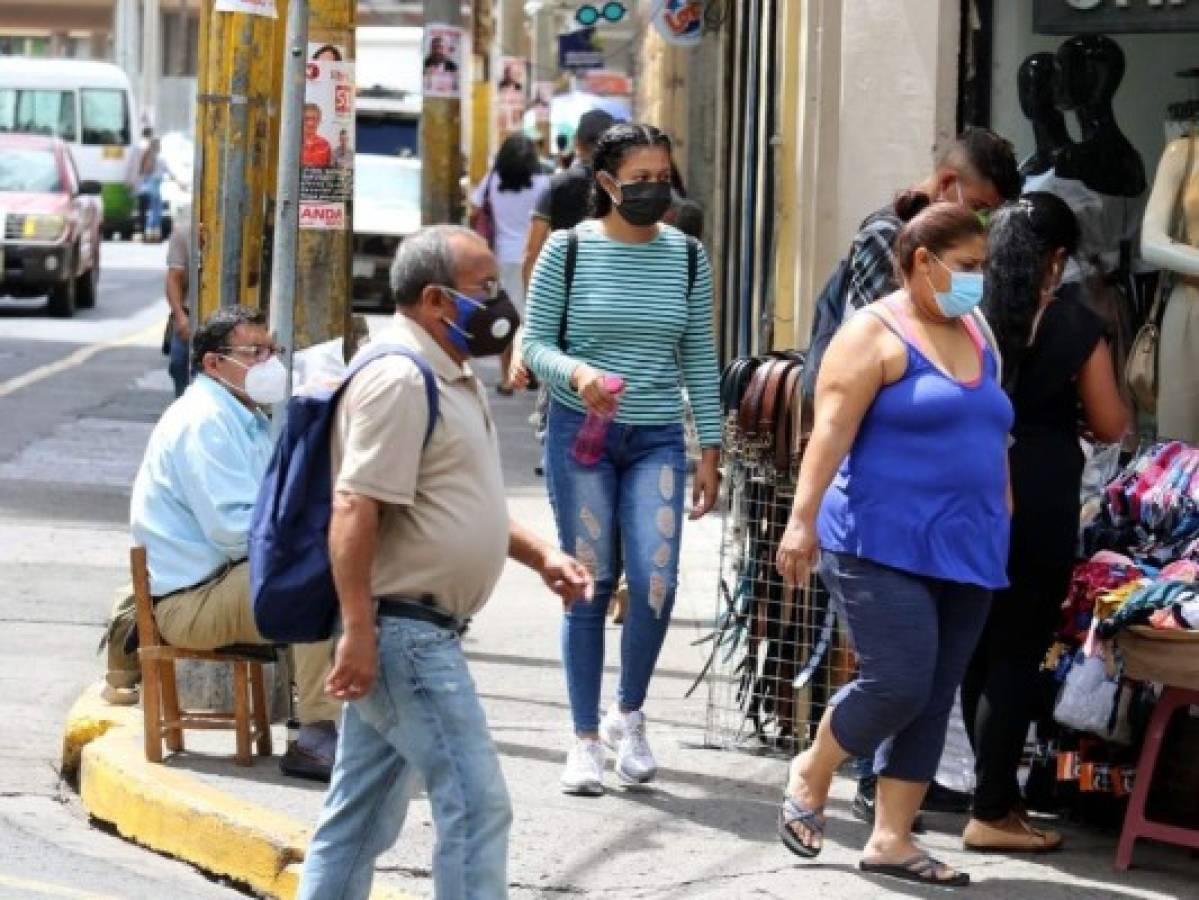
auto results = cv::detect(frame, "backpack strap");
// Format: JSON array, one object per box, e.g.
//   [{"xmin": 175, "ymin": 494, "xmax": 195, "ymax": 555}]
[
  {"xmin": 685, "ymin": 234, "xmax": 699, "ymax": 297},
  {"xmin": 557, "ymin": 228, "xmax": 579, "ymax": 350},
  {"xmin": 342, "ymin": 344, "xmax": 440, "ymax": 446}
]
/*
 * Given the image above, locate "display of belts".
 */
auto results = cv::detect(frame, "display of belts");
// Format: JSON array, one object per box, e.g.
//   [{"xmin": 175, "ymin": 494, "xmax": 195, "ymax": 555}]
[{"xmin": 701, "ymin": 351, "xmax": 845, "ymax": 755}]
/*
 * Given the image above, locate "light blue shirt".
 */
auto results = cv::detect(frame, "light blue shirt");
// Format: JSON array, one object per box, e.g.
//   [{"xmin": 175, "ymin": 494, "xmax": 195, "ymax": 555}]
[{"xmin": 130, "ymin": 375, "xmax": 274, "ymax": 596}]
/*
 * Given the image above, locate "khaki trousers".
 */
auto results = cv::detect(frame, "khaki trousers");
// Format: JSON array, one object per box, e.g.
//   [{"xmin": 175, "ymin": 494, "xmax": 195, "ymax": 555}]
[{"xmin": 154, "ymin": 561, "xmax": 340, "ymax": 724}]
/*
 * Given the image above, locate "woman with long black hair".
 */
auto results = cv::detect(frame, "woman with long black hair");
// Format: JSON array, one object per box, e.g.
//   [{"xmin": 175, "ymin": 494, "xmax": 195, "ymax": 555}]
[
  {"xmin": 471, "ymin": 133, "xmax": 549, "ymax": 393},
  {"xmin": 522, "ymin": 124, "xmax": 722, "ymax": 797},
  {"xmin": 961, "ymin": 191, "xmax": 1128, "ymax": 852}
]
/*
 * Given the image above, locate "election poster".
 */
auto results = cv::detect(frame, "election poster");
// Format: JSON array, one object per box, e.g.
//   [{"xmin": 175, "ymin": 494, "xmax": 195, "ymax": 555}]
[
  {"xmin": 495, "ymin": 57, "xmax": 528, "ymax": 137},
  {"xmin": 299, "ymin": 42, "xmax": 354, "ymax": 231},
  {"xmin": 422, "ymin": 24, "xmax": 464, "ymax": 100}
]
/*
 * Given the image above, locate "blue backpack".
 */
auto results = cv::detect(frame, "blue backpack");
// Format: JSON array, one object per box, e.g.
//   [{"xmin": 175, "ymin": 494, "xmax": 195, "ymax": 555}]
[{"xmin": 250, "ymin": 343, "xmax": 439, "ymax": 643}]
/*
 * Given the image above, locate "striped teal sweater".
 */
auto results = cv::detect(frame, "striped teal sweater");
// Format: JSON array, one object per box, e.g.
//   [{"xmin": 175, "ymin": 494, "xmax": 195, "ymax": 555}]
[{"xmin": 523, "ymin": 222, "xmax": 722, "ymax": 447}]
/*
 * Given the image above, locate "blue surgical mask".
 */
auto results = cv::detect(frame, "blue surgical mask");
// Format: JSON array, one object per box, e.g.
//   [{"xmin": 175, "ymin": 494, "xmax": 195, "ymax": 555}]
[{"xmin": 926, "ymin": 254, "xmax": 984, "ymax": 318}]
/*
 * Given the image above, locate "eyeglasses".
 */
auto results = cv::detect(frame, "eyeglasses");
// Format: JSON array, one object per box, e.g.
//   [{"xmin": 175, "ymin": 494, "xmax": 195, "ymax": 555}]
[
  {"xmin": 576, "ymin": 2, "xmax": 627, "ymax": 26},
  {"xmin": 437, "ymin": 279, "xmax": 502, "ymax": 302},
  {"xmin": 220, "ymin": 344, "xmax": 282, "ymax": 363}
]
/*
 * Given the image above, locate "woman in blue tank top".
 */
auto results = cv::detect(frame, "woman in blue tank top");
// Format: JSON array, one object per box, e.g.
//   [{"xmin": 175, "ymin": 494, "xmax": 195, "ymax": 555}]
[{"xmin": 773, "ymin": 203, "xmax": 1013, "ymax": 888}]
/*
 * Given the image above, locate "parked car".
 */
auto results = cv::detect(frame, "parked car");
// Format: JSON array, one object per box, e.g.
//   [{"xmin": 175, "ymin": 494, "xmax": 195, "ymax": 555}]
[
  {"xmin": 0, "ymin": 134, "xmax": 103, "ymax": 317},
  {"xmin": 352, "ymin": 153, "xmax": 420, "ymax": 310},
  {"xmin": 0, "ymin": 57, "xmax": 138, "ymax": 238}
]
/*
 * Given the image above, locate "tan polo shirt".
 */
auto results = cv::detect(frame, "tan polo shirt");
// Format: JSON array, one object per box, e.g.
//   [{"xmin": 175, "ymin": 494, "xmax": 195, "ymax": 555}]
[{"xmin": 331, "ymin": 317, "xmax": 509, "ymax": 620}]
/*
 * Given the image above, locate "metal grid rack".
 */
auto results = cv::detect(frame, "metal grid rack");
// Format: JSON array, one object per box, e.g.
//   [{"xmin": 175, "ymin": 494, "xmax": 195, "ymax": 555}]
[{"xmin": 701, "ymin": 414, "xmax": 852, "ymax": 756}]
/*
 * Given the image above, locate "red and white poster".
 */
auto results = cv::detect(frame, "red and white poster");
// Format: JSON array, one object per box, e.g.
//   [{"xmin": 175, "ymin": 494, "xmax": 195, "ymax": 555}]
[
  {"xmin": 300, "ymin": 42, "xmax": 354, "ymax": 231},
  {"xmin": 422, "ymin": 24, "xmax": 464, "ymax": 99}
]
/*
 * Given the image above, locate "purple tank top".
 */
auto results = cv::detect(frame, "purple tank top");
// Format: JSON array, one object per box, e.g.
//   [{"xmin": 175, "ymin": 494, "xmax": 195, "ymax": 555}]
[{"xmin": 818, "ymin": 303, "xmax": 1014, "ymax": 589}]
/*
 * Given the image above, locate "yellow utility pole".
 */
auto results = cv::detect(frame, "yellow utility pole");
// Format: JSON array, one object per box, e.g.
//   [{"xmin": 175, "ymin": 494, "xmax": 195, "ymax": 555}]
[
  {"xmin": 469, "ymin": 1, "xmax": 493, "ymax": 187},
  {"xmin": 193, "ymin": 0, "xmax": 354, "ymax": 355},
  {"xmin": 421, "ymin": 0, "xmax": 466, "ymax": 226},
  {"xmin": 295, "ymin": 0, "xmax": 356, "ymax": 352},
  {"xmin": 194, "ymin": 0, "xmax": 284, "ymax": 319}
]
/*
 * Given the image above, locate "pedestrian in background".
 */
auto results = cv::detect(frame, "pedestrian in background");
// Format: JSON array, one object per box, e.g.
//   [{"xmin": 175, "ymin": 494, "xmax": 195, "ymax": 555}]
[
  {"xmin": 523, "ymin": 124, "xmax": 722, "ymax": 797},
  {"xmin": 137, "ymin": 130, "xmax": 166, "ymax": 243},
  {"xmin": 775, "ymin": 203, "xmax": 1011, "ymax": 888},
  {"xmin": 470, "ymin": 133, "xmax": 549, "ymax": 394},
  {"xmin": 163, "ymin": 218, "xmax": 194, "ymax": 397},
  {"xmin": 961, "ymin": 192, "xmax": 1128, "ymax": 853},
  {"xmin": 298, "ymin": 225, "xmax": 590, "ymax": 900}
]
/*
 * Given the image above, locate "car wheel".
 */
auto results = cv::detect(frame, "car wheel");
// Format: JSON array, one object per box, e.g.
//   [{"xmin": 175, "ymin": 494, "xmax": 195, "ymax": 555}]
[
  {"xmin": 48, "ymin": 276, "xmax": 77, "ymax": 318},
  {"xmin": 75, "ymin": 263, "xmax": 98, "ymax": 309}
]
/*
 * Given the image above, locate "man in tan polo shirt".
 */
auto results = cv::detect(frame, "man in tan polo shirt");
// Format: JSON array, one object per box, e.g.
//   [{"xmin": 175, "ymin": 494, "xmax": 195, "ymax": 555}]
[{"xmin": 298, "ymin": 225, "xmax": 591, "ymax": 900}]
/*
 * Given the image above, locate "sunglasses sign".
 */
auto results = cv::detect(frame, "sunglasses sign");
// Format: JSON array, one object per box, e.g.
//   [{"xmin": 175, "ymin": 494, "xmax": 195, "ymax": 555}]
[
  {"xmin": 575, "ymin": 2, "xmax": 627, "ymax": 26},
  {"xmin": 652, "ymin": 0, "xmax": 705, "ymax": 47}
]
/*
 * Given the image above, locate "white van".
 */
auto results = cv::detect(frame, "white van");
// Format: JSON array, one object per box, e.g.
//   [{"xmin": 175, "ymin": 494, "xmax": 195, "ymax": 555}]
[{"xmin": 0, "ymin": 58, "xmax": 139, "ymax": 235}]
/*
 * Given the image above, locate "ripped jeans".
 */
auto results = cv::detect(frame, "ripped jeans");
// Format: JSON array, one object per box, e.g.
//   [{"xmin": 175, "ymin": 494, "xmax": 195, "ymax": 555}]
[{"xmin": 545, "ymin": 401, "xmax": 686, "ymax": 734}]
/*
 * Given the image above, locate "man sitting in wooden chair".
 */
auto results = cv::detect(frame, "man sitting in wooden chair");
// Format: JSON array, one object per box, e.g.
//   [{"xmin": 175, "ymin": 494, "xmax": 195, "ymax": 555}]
[{"xmin": 128, "ymin": 306, "xmax": 340, "ymax": 781}]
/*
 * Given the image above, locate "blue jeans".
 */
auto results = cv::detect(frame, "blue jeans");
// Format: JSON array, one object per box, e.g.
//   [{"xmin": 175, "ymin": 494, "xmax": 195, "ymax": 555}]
[
  {"xmin": 544, "ymin": 401, "xmax": 686, "ymax": 734},
  {"xmin": 298, "ymin": 619, "xmax": 512, "ymax": 900},
  {"xmin": 168, "ymin": 330, "xmax": 189, "ymax": 397},
  {"xmin": 819, "ymin": 551, "xmax": 991, "ymax": 783},
  {"xmin": 138, "ymin": 173, "xmax": 163, "ymax": 231}
]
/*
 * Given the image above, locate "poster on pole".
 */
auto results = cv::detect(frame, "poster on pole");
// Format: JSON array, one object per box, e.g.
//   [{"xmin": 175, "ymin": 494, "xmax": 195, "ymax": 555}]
[
  {"xmin": 422, "ymin": 24, "xmax": 464, "ymax": 99},
  {"xmin": 299, "ymin": 42, "xmax": 354, "ymax": 231},
  {"xmin": 653, "ymin": 0, "xmax": 705, "ymax": 47},
  {"xmin": 495, "ymin": 57, "xmax": 528, "ymax": 137},
  {"xmin": 530, "ymin": 82, "xmax": 554, "ymax": 125},
  {"xmin": 214, "ymin": 0, "xmax": 277, "ymax": 17}
]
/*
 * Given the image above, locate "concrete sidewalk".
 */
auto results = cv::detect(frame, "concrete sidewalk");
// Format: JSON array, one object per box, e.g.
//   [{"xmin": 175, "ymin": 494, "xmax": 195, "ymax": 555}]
[{"xmin": 64, "ymin": 386, "xmax": 1198, "ymax": 899}]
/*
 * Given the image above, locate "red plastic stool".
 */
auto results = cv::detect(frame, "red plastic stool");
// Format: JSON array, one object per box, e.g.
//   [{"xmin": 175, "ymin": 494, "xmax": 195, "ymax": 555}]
[{"xmin": 1115, "ymin": 686, "xmax": 1199, "ymax": 869}]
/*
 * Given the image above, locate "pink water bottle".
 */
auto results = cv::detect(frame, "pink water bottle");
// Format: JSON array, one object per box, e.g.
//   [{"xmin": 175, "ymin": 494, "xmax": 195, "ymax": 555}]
[{"xmin": 572, "ymin": 375, "xmax": 624, "ymax": 467}]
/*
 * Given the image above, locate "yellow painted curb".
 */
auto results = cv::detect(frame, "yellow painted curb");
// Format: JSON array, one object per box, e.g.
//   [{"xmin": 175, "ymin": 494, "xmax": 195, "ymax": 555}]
[{"xmin": 63, "ymin": 681, "xmax": 417, "ymax": 900}]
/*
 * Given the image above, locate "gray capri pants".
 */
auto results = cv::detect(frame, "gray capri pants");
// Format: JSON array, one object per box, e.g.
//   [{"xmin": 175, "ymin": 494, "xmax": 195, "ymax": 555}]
[{"xmin": 819, "ymin": 550, "xmax": 992, "ymax": 782}]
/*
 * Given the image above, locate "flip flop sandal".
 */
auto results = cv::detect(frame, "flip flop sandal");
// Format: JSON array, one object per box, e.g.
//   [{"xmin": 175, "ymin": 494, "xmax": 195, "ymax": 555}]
[
  {"xmin": 778, "ymin": 796, "xmax": 826, "ymax": 859},
  {"xmin": 859, "ymin": 853, "xmax": 970, "ymax": 888}
]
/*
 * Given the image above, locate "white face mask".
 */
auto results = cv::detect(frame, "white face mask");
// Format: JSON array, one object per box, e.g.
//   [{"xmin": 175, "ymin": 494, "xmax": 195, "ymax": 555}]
[{"xmin": 221, "ymin": 354, "xmax": 288, "ymax": 406}]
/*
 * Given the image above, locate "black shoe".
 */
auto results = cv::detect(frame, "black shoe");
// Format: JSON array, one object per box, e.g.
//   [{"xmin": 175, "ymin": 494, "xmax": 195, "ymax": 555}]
[
  {"xmin": 922, "ymin": 780, "xmax": 973, "ymax": 814},
  {"xmin": 852, "ymin": 789, "xmax": 927, "ymax": 834},
  {"xmin": 279, "ymin": 744, "xmax": 332, "ymax": 783}
]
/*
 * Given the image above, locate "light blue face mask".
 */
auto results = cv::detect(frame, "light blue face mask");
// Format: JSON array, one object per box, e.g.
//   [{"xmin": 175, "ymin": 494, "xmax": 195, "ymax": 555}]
[{"xmin": 927, "ymin": 253, "xmax": 985, "ymax": 318}]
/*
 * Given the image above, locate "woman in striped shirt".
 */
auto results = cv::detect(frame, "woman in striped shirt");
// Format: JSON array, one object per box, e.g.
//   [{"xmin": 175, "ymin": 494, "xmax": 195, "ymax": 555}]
[{"xmin": 524, "ymin": 124, "xmax": 723, "ymax": 797}]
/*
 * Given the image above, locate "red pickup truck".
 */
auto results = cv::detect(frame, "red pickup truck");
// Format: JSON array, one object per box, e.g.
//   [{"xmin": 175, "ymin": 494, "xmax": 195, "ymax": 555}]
[{"xmin": 0, "ymin": 133, "xmax": 102, "ymax": 317}]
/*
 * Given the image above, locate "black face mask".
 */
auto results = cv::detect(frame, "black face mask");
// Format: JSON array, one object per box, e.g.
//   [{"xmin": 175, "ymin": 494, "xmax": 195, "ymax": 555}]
[
  {"xmin": 611, "ymin": 180, "xmax": 673, "ymax": 227},
  {"xmin": 440, "ymin": 287, "xmax": 521, "ymax": 358}
]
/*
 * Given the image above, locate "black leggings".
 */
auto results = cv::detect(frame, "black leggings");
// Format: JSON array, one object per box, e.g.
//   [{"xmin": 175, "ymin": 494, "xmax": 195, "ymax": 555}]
[{"xmin": 960, "ymin": 563, "xmax": 1067, "ymax": 822}]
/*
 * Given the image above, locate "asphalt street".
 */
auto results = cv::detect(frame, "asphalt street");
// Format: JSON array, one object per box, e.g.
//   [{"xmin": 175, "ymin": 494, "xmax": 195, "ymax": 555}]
[{"xmin": 0, "ymin": 241, "xmax": 246, "ymax": 899}]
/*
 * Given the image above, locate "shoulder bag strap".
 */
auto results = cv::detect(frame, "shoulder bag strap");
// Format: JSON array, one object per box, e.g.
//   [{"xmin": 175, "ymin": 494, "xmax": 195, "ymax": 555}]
[
  {"xmin": 557, "ymin": 228, "xmax": 579, "ymax": 349},
  {"xmin": 342, "ymin": 345, "xmax": 440, "ymax": 446},
  {"xmin": 686, "ymin": 235, "xmax": 699, "ymax": 297}
]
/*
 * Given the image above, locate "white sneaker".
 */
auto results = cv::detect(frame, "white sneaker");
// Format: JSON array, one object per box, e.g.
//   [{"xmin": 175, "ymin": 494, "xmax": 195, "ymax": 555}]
[
  {"xmin": 560, "ymin": 738, "xmax": 605, "ymax": 796},
  {"xmin": 600, "ymin": 705, "xmax": 657, "ymax": 785}
]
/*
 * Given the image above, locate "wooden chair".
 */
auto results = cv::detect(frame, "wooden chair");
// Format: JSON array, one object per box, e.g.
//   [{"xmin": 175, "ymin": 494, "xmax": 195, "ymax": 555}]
[{"xmin": 131, "ymin": 547, "xmax": 273, "ymax": 766}]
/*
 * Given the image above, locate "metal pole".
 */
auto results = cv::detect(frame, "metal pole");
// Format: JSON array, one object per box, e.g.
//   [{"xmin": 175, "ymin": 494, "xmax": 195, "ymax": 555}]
[{"xmin": 268, "ymin": 0, "xmax": 308, "ymax": 433}]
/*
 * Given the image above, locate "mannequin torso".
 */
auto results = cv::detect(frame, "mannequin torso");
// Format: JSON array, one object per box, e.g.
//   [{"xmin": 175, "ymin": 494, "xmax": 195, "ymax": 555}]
[{"xmin": 1142, "ymin": 132, "xmax": 1199, "ymax": 276}]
